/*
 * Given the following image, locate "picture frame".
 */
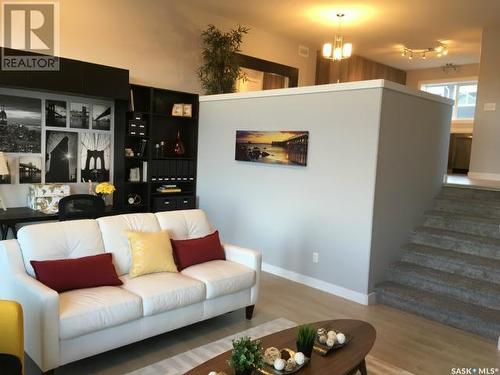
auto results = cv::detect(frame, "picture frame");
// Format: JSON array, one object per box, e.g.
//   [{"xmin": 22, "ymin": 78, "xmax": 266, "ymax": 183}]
[
  {"xmin": 182, "ymin": 104, "xmax": 192, "ymax": 117},
  {"xmin": 235, "ymin": 130, "xmax": 309, "ymax": 166},
  {"xmin": 172, "ymin": 103, "xmax": 184, "ymax": 117}
]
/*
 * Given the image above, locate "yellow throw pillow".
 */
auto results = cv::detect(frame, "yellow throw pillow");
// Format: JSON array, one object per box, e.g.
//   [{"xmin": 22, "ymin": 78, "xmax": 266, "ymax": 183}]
[{"xmin": 126, "ymin": 230, "xmax": 178, "ymax": 277}]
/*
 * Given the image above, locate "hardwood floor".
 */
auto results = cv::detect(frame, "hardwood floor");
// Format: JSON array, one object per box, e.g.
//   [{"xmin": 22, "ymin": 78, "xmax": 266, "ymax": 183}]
[{"xmin": 27, "ymin": 272, "xmax": 500, "ymax": 375}]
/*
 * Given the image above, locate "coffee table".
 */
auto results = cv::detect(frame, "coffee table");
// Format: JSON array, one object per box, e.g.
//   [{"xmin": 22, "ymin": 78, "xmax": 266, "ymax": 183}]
[{"xmin": 186, "ymin": 319, "xmax": 376, "ymax": 375}]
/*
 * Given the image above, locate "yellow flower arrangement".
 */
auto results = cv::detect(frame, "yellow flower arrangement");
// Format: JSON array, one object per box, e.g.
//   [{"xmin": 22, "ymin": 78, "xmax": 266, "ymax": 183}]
[{"xmin": 95, "ymin": 182, "xmax": 116, "ymax": 195}]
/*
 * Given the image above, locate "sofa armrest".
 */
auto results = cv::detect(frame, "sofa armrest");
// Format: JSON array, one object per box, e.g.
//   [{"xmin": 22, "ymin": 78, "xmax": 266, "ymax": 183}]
[
  {"xmin": 0, "ymin": 240, "xmax": 28, "ymax": 277},
  {"xmin": 11, "ymin": 273, "xmax": 60, "ymax": 372},
  {"xmin": 223, "ymin": 243, "xmax": 261, "ymax": 305},
  {"xmin": 0, "ymin": 240, "xmax": 60, "ymax": 371},
  {"xmin": 223, "ymin": 243, "xmax": 261, "ymax": 271}
]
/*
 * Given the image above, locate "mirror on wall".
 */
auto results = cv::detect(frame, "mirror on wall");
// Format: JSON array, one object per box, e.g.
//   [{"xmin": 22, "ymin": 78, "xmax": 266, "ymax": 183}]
[{"xmin": 235, "ymin": 54, "xmax": 298, "ymax": 93}]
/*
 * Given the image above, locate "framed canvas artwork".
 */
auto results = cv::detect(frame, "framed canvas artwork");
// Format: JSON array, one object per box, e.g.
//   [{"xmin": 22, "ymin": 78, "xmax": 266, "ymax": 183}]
[{"xmin": 235, "ymin": 130, "xmax": 308, "ymax": 166}]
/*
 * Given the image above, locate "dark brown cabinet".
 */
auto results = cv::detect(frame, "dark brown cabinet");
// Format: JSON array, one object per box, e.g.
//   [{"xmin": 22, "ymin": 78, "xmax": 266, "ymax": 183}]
[{"xmin": 448, "ymin": 133, "xmax": 472, "ymax": 174}]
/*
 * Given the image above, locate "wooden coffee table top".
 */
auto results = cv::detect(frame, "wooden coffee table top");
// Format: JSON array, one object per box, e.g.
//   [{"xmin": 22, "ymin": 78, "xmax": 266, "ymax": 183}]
[{"xmin": 186, "ymin": 319, "xmax": 376, "ymax": 375}]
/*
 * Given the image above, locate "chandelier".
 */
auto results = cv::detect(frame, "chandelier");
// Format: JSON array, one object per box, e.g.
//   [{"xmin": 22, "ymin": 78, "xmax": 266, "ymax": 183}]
[
  {"xmin": 322, "ymin": 13, "xmax": 353, "ymax": 61},
  {"xmin": 401, "ymin": 43, "xmax": 448, "ymax": 60}
]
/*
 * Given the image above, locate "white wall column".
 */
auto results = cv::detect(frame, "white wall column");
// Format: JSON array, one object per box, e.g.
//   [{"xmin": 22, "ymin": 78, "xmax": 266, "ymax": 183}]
[{"xmin": 469, "ymin": 27, "xmax": 500, "ymax": 180}]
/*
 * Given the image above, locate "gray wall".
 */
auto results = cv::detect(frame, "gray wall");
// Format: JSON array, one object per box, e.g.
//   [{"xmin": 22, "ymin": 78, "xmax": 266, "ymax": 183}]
[
  {"xmin": 198, "ymin": 82, "xmax": 452, "ymax": 297},
  {"xmin": 198, "ymin": 88, "xmax": 382, "ymax": 294},
  {"xmin": 469, "ymin": 26, "xmax": 500, "ymax": 177},
  {"xmin": 368, "ymin": 89, "xmax": 452, "ymax": 290}
]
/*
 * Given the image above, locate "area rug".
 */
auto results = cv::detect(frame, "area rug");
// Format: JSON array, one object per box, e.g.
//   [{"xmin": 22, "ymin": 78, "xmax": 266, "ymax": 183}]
[{"xmin": 126, "ymin": 318, "xmax": 414, "ymax": 375}]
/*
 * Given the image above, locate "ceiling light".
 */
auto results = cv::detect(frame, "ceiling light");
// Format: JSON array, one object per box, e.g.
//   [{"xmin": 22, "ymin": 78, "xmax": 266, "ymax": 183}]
[
  {"xmin": 322, "ymin": 14, "xmax": 353, "ymax": 61},
  {"xmin": 400, "ymin": 42, "xmax": 448, "ymax": 61}
]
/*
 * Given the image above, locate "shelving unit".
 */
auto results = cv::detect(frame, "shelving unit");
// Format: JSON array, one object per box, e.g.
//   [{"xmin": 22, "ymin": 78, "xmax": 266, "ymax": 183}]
[{"xmin": 114, "ymin": 84, "xmax": 198, "ymax": 212}]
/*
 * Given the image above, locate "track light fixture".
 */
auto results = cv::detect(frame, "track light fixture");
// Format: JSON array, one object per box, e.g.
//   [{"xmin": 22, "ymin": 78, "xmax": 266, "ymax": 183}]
[{"xmin": 401, "ymin": 42, "xmax": 448, "ymax": 61}]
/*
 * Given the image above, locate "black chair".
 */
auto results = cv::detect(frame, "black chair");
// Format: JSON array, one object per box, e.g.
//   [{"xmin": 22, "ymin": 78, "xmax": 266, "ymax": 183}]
[{"xmin": 58, "ymin": 194, "xmax": 105, "ymax": 221}]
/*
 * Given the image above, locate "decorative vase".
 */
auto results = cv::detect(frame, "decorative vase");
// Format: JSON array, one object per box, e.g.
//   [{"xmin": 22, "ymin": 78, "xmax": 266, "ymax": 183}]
[
  {"xmin": 174, "ymin": 130, "xmax": 186, "ymax": 155},
  {"xmin": 296, "ymin": 342, "xmax": 313, "ymax": 358},
  {"xmin": 97, "ymin": 193, "xmax": 110, "ymax": 206}
]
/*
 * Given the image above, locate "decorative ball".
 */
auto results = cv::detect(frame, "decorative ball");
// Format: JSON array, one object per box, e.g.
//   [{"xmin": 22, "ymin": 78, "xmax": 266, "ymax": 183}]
[
  {"xmin": 285, "ymin": 358, "xmax": 296, "ymax": 371},
  {"xmin": 319, "ymin": 335, "xmax": 327, "ymax": 344},
  {"xmin": 280, "ymin": 348, "xmax": 295, "ymax": 361},
  {"xmin": 317, "ymin": 328, "xmax": 326, "ymax": 336},
  {"xmin": 264, "ymin": 347, "xmax": 281, "ymax": 366},
  {"xmin": 336, "ymin": 332, "xmax": 346, "ymax": 345},
  {"xmin": 294, "ymin": 352, "xmax": 305, "ymax": 366},
  {"xmin": 326, "ymin": 337, "xmax": 336, "ymax": 348},
  {"xmin": 327, "ymin": 330, "xmax": 336, "ymax": 338},
  {"xmin": 208, "ymin": 372, "xmax": 217, "ymax": 375},
  {"xmin": 274, "ymin": 358, "xmax": 286, "ymax": 371}
]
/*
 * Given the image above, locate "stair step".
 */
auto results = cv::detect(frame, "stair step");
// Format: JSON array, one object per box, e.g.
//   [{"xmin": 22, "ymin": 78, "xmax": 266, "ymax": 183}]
[
  {"xmin": 402, "ymin": 243, "xmax": 500, "ymax": 285},
  {"xmin": 434, "ymin": 197, "xmax": 500, "ymax": 219},
  {"xmin": 386, "ymin": 262, "xmax": 500, "ymax": 310},
  {"xmin": 412, "ymin": 226, "xmax": 500, "ymax": 260},
  {"xmin": 440, "ymin": 186, "xmax": 500, "ymax": 202},
  {"xmin": 423, "ymin": 210, "xmax": 500, "ymax": 239},
  {"xmin": 376, "ymin": 282, "xmax": 500, "ymax": 341}
]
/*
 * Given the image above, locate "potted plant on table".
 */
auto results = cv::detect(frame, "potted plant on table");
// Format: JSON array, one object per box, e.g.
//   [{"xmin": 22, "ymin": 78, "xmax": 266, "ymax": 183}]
[
  {"xmin": 228, "ymin": 336, "xmax": 263, "ymax": 375},
  {"xmin": 296, "ymin": 324, "xmax": 316, "ymax": 358}
]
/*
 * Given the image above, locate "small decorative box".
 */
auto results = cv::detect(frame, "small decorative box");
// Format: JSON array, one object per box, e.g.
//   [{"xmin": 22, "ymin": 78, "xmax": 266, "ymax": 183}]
[{"xmin": 28, "ymin": 184, "xmax": 70, "ymax": 213}]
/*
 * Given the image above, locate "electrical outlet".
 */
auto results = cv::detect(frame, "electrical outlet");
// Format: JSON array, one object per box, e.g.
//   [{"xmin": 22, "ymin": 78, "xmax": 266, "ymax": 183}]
[{"xmin": 312, "ymin": 252, "xmax": 319, "ymax": 263}]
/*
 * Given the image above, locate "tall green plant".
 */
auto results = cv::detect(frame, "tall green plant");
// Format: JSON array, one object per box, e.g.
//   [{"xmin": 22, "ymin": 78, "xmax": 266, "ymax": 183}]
[{"xmin": 198, "ymin": 24, "xmax": 249, "ymax": 95}]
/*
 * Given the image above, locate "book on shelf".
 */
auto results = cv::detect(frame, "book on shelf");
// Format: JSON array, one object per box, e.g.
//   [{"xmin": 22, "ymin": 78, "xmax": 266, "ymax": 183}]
[
  {"xmin": 156, "ymin": 184, "xmax": 181, "ymax": 193},
  {"xmin": 142, "ymin": 161, "xmax": 148, "ymax": 182}
]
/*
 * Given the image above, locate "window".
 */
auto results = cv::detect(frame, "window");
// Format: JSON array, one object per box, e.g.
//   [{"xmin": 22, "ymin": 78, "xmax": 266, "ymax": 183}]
[{"xmin": 420, "ymin": 80, "xmax": 477, "ymax": 120}]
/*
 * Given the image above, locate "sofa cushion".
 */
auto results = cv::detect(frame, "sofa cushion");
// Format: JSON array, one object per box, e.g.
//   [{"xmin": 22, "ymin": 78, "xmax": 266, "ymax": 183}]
[
  {"xmin": 59, "ymin": 286, "xmax": 142, "ymax": 340},
  {"xmin": 155, "ymin": 209, "xmax": 214, "ymax": 240},
  {"xmin": 17, "ymin": 220, "xmax": 105, "ymax": 277},
  {"xmin": 181, "ymin": 260, "xmax": 255, "ymax": 299},
  {"xmin": 120, "ymin": 272, "xmax": 206, "ymax": 316},
  {"xmin": 126, "ymin": 230, "xmax": 178, "ymax": 277},
  {"xmin": 171, "ymin": 231, "xmax": 225, "ymax": 271},
  {"xmin": 97, "ymin": 213, "xmax": 161, "ymax": 275},
  {"xmin": 31, "ymin": 253, "xmax": 122, "ymax": 293}
]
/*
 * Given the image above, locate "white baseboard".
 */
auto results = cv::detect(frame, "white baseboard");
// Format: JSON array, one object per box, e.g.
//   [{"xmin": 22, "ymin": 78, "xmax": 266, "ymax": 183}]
[
  {"xmin": 468, "ymin": 171, "xmax": 500, "ymax": 181},
  {"xmin": 262, "ymin": 262, "xmax": 374, "ymax": 305}
]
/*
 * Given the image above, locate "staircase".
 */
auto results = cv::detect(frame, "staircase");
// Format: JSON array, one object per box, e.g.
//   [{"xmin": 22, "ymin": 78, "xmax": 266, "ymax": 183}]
[{"xmin": 376, "ymin": 186, "xmax": 500, "ymax": 344}]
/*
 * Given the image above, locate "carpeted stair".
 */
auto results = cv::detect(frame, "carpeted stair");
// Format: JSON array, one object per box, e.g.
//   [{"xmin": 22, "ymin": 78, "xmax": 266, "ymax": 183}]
[{"xmin": 377, "ymin": 186, "xmax": 500, "ymax": 345}]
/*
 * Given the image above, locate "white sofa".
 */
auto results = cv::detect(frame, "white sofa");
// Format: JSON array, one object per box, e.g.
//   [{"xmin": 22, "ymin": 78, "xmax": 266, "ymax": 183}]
[{"xmin": 0, "ymin": 209, "xmax": 261, "ymax": 373}]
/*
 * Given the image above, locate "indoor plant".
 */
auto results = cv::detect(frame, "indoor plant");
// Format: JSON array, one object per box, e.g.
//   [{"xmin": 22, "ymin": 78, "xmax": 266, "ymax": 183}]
[
  {"xmin": 198, "ymin": 24, "xmax": 249, "ymax": 95},
  {"xmin": 95, "ymin": 182, "xmax": 115, "ymax": 204},
  {"xmin": 296, "ymin": 324, "xmax": 316, "ymax": 357},
  {"xmin": 228, "ymin": 336, "xmax": 263, "ymax": 375}
]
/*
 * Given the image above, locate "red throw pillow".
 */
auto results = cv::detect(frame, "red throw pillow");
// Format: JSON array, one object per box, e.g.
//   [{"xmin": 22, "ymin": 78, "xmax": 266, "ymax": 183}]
[
  {"xmin": 30, "ymin": 253, "xmax": 122, "ymax": 293},
  {"xmin": 171, "ymin": 231, "xmax": 226, "ymax": 271}
]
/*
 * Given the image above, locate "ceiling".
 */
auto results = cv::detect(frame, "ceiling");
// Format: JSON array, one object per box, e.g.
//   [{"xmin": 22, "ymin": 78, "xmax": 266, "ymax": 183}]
[{"xmin": 186, "ymin": 0, "xmax": 500, "ymax": 71}]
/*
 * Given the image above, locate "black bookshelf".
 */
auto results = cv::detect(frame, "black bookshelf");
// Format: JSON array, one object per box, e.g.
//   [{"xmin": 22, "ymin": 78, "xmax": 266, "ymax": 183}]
[{"xmin": 114, "ymin": 84, "xmax": 198, "ymax": 212}]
